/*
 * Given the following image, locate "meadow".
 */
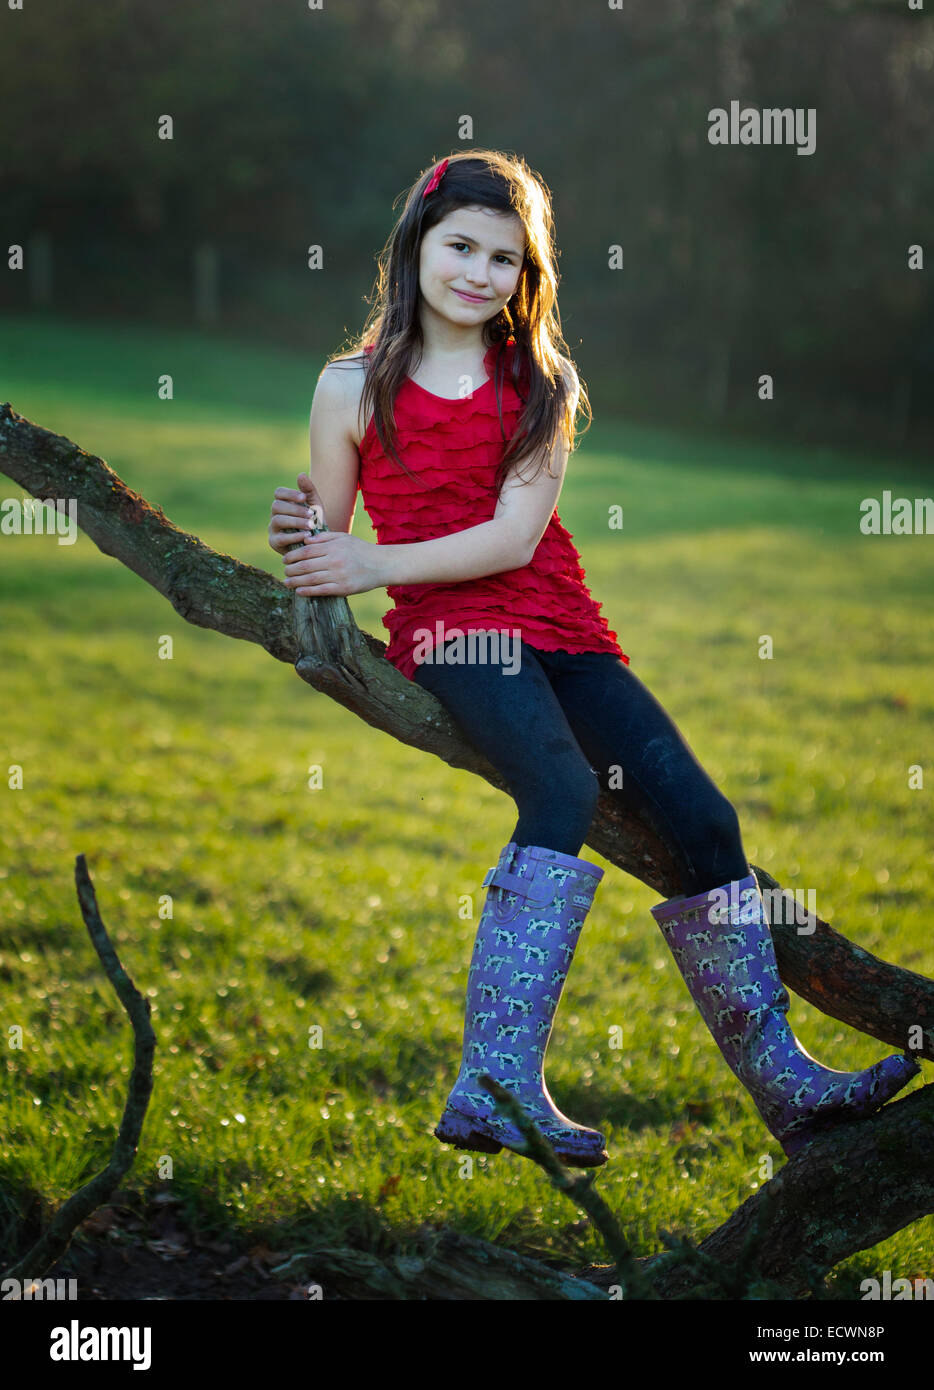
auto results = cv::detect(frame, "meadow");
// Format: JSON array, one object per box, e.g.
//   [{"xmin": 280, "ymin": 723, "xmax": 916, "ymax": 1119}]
[{"xmin": 1, "ymin": 311, "xmax": 932, "ymax": 1294}]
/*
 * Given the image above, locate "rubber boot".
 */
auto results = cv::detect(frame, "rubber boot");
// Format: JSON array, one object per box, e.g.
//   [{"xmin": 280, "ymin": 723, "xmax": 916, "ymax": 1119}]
[
  {"xmin": 651, "ymin": 873, "xmax": 919, "ymax": 1155},
  {"xmin": 435, "ymin": 841, "xmax": 608, "ymax": 1167}
]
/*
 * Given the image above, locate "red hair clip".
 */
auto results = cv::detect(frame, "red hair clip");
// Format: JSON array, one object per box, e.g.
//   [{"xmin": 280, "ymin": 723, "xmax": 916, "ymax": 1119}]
[{"xmin": 423, "ymin": 158, "xmax": 449, "ymax": 198}]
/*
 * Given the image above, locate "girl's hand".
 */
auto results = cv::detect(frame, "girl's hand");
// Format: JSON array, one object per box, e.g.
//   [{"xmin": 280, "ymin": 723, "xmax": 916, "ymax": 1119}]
[
  {"xmin": 282, "ymin": 531, "xmax": 385, "ymax": 597},
  {"xmin": 268, "ymin": 473, "xmax": 327, "ymax": 555}
]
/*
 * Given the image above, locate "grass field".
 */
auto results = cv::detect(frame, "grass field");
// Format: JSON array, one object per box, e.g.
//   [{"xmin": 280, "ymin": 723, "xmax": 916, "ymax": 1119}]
[{"xmin": 2, "ymin": 311, "xmax": 932, "ymax": 1296}]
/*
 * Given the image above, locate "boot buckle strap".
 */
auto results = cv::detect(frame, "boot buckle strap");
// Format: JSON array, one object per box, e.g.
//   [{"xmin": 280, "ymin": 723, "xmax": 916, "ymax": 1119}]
[{"xmin": 482, "ymin": 864, "xmax": 550, "ymax": 906}]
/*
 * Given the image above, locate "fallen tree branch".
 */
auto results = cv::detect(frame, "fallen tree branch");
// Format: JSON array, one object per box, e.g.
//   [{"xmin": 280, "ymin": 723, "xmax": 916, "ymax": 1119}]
[
  {"xmin": 575, "ymin": 1082, "xmax": 934, "ymax": 1299},
  {"xmin": 272, "ymin": 1227, "xmax": 608, "ymax": 1300},
  {"xmin": 3, "ymin": 402, "xmax": 930, "ymax": 1060},
  {"xmin": 2, "ymin": 855, "xmax": 155, "ymax": 1283}
]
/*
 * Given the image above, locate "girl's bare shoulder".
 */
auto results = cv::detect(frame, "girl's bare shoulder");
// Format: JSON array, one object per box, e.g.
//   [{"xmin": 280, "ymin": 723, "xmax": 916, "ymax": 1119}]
[{"xmin": 318, "ymin": 350, "xmax": 372, "ymax": 449}]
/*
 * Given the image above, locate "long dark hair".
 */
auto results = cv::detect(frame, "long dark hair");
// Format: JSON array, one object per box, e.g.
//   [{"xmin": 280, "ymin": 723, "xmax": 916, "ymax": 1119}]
[{"xmin": 327, "ymin": 148, "xmax": 592, "ymax": 498}]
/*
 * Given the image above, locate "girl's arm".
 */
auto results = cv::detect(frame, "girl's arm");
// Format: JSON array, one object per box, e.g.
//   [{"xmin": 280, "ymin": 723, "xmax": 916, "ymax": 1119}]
[
  {"xmin": 377, "ymin": 404, "xmax": 571, "ymax": 586},
  {"xmin": 282, "ymin": 512, "xmax": 532, "ymax": 594},
  {"xmin": 269, "ymin": 365, "xmax": 360, "ymax": 559},
  {"xmin": 304, "ymin": 365, "xmax": 361, "ymax": 534},
  {"xmin": 286, "ymin": 449, "xmax": 566, "ymax": 592},
  {"xmin": 376, "ymin": 517, "xmax": 531, "ymax": 585}
]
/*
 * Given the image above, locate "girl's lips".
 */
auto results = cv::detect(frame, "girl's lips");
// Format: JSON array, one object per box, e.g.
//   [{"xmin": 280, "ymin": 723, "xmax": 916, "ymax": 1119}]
[{"xmin": 453, "ymin": 289, "xmax": 489, "ymax": 303}]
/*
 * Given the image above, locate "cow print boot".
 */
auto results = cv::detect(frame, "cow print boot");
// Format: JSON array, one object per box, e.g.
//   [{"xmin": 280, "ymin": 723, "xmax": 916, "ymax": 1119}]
[
  {"xmin": 434, "ymin": 841, "xmax": 608, "ymax": 1167},
  {"xmin": 651, "ymin": 873, "xmax": 919, "ymax": 1156}
]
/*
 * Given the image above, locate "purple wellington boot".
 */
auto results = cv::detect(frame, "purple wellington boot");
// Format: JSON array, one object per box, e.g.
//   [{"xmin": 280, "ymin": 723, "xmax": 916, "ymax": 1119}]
[
  {"xmin": 651, "ymin": 873, "xmax": 919, "ymax": 1155},
  {"xmin": 435, "ymin": 841, "xmax": 608, "ymax": 1167}
]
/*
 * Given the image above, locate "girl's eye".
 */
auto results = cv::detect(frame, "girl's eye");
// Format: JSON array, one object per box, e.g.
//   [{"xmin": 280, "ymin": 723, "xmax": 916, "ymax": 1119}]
[{"xmin": 450, "ymin": 242, "xmax": 513, "ymax": 265}]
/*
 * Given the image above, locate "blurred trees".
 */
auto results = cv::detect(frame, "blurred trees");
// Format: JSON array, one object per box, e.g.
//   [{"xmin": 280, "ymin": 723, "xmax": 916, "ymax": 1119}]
[{"xmin": 1, "ymin": 0, "xmax": 932, "ymax": 444}]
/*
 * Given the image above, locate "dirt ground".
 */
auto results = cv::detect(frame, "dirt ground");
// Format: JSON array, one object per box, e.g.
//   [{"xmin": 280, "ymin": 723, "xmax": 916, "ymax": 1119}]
[{"xmin": 15, "ymin": 1188, "xmax": 324, "ymax": 1302}]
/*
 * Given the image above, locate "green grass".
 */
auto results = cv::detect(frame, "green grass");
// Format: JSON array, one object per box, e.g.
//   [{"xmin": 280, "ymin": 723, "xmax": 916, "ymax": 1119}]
[{"xmin": 1, "ymin": 310, "xmax": 932, "ymax": 1295}]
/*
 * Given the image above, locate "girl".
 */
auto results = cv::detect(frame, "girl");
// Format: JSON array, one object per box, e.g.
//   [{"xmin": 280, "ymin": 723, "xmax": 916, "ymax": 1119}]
[{"xmin": 268, "ymin": 149, "xmax": 917, "ymax": 1169}]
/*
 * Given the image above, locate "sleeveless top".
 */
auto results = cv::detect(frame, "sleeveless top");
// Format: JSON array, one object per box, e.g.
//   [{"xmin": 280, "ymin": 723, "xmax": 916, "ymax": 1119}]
[{"xmin": 355, "ymin": 339, "xmax": 628, "ymax": 683}]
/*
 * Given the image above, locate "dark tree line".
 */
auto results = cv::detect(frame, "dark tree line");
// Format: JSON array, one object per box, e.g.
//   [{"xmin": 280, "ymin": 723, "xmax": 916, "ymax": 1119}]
[{"xmin": 2, "ymin": 0, "xmax": 932, "ymax": 443}]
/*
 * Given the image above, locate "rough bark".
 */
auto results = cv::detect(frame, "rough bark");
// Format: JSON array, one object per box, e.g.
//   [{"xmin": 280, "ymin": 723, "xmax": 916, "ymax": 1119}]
[{"xmin": 635, "ymin": 1082, "xmax": 934, "ymax": 1298}]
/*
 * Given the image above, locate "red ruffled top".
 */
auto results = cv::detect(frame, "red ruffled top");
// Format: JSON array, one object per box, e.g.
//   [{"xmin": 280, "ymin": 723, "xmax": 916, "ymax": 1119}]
[{"xmin": 356, "ymin": 339, "xmax": 628, "ymax": 682}]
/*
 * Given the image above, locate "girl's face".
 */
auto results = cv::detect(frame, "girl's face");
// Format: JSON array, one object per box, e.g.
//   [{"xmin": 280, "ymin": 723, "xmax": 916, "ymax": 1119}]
[{"xmin": 417, "ymin": 205, "xmax": 525, "ymax": 331}]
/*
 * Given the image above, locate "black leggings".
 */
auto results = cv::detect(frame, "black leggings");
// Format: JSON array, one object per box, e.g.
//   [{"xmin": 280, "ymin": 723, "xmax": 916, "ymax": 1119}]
[{"xmin": 413, "ymin": 639, "xmax": 751, "ymax": 897}]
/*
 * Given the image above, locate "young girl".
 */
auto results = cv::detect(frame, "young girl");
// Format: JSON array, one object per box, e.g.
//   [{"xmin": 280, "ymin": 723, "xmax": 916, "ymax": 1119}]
[{"xmin": 269, "ymin": 149, "xmax": 917, "ymax": 1169}]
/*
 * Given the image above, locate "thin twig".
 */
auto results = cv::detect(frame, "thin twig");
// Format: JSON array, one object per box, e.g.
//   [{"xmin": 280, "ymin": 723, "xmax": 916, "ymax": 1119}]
[
  {"xmin": 479, "ymin": 1074, "xmax": 659, "ymax": 1299},
  {"xmin": 2, "ymin": 855, "xmax": 156, "ymax": 1282}
]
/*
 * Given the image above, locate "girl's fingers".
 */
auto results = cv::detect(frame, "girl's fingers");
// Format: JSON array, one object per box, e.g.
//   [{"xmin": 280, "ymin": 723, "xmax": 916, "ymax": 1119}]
[
  {"xmin": 284, "ymin": 566, "xmax": 327, "ymax": 581},
  {"xmin": 283, "ymin": 559, "xmax": 331, "ymax": 579},
  {"xmin": 271, "ymin": 501, "xmax": 326, "ymax": 530},
  {"xmin": 269, "ymin": 494, "xmax": 326, "ymax": 560},
  {"xmin": 283, "ymin": 551, "xmax": 328, "ymax": 573}
]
